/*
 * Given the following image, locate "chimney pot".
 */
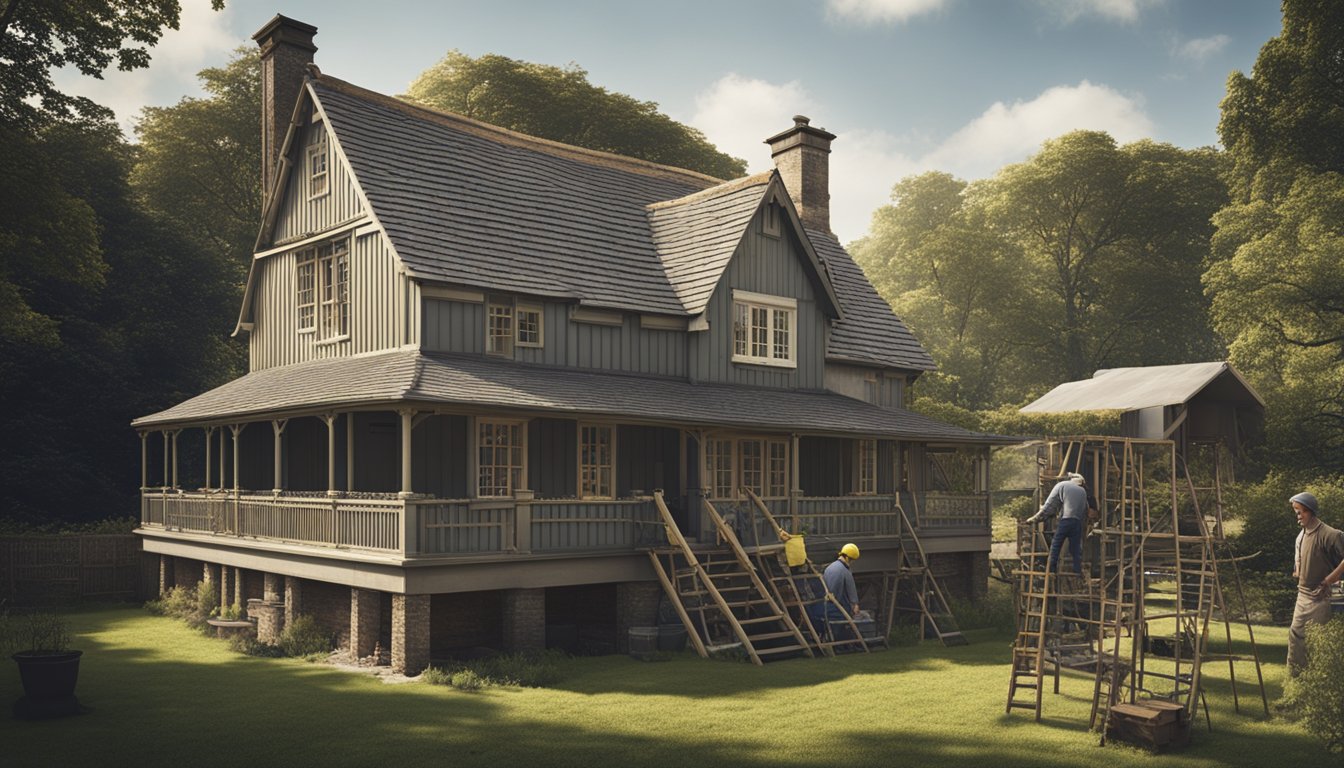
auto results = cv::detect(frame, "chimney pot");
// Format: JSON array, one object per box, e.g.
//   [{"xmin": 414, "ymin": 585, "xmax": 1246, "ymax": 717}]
[{"xmin": 254, "ymin": 15, "xmax": 318, "ymax": 207}]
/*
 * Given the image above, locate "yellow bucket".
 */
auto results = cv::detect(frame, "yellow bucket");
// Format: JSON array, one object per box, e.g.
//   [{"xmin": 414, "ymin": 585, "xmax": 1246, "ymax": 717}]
[{"xmin": 784, "ymin": 535, "xmax": 808, "ymax": 567}]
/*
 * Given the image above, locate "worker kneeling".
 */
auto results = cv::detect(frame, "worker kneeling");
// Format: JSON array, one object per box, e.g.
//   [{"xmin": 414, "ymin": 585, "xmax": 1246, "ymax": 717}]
[{"xmin": 809, "ymin": 543, "xmax": 870, "ymax": 644}]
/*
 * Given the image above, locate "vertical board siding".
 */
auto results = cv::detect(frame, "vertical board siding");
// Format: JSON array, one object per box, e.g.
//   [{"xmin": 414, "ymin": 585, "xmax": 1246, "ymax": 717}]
[
  {"xmin": 418, "ymin": 501, "xmax": 507, "ymax": 554},
  {"xmin": 529, "ymin": 418, "xmax": 577, "ymax": 497},
  {"xmin": 273, "ymin": 120, "xmax": 366, "ymax": 242},
  {"xmin": 412, "ymin": 415, "xmax": 468, "ymax": 498},
  {"xmin": 529, "ymin": 499, "xmax": 660, "ymax": 551},
  {"xmin": 689, "ymin": 226, "xmax": 826, "ymax": 388},
  {"xmin": 250, "ymin": 231, "xmax": 402, "ymax": 371}
]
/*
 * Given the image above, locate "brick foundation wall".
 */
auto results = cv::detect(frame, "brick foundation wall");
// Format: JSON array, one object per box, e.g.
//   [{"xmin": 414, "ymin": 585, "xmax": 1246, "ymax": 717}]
[
  {"xmin": 249, "ymin": 599, "xmax": 284, "ymax": 643},
  {"xmin": 171, "ymin": 557, "xmax": 201, "ymax": 589},
  {"xmin": 295, "ymin": 579, "xmax": 351, "ymax": 649},
  {"xmin": 501, "ymin": 588, "xmax": 545, "ymax": 652},
  {"xmin": 351, "ymin": 589, "xmax": 381, "ymax": 658},
  {"xmin": 615, "ymin": 581, "xmax": 662, "ymax": 654},
  {"xmin": 430, "ymin": 591, "xmax": 501, "ymax": 655},
  {"xmin": 392, "ymin": 594, "xmax": 430, "ymax": 675},
  {"xmin": 284, "ymin": 576, "xmax": 302, "ymax": 627},
  {"xmin": 926, "ymin": 551, "xmax": 989, "ymax": 603}
]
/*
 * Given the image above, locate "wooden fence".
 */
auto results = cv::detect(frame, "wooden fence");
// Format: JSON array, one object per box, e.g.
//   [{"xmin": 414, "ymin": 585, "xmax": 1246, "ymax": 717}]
[{"xmin": 0, "ymin": 535, "xmax": 149, "ymax": 605}]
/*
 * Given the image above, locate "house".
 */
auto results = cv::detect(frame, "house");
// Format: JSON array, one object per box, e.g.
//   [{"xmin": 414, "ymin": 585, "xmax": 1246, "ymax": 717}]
[
  {"xmin": 133, "ymin": 15, "xmax": 1013, "ymax": 673},
  {"xmin": 1019, "ymin": 361, "xmax": 1264, "ymax": 472}
]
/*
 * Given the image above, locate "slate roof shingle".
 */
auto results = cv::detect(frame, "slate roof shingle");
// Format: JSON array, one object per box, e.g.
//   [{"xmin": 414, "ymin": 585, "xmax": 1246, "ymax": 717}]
[{"xmin": 133, "ymin": 351, "xmax": 1009, "ymax": 443}]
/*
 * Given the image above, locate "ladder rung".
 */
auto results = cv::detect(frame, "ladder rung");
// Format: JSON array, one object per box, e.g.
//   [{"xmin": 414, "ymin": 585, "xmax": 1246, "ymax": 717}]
[{"xmin": 738, "ymin": 614, "xmax": 786, "ymax": 626}]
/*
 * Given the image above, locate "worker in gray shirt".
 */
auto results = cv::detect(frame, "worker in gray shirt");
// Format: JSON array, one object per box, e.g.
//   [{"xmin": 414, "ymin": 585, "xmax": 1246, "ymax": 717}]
[
  {"xmin": 1026, "ymin": 473, "xmax": 1095, "ymax": 575},
  {"xmin": 823, "ymin": 543, "xmax": 863, "ymax": 619}
]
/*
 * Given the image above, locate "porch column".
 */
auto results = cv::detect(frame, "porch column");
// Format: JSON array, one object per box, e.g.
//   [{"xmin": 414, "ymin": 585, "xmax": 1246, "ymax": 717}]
[
  {"xmin": 790, "ymin": 433, "xmax": 801, "ymax": 519},
  {"xmin": 218, "ymin": 427, "xmax": 226, "ymax": 492},
  {"xmin": 391, "ymin": 594, "xmax": 430, "ymax": 675},
  {"xmin": 397, "ymin": 408, "xmax": 414, "ymax": 499},
  {"xmin": 502, "ymin": 588, "xmax": 545, "ymax": 652},
  {"xmin": 271, "ymin": 419, "xmax": 288, "ymax": 493},
  {"xmin": 322, "ymin": 413, "xmax": 338, "ymax": 496},
  {"xmin": 230, "ymin": 424, "xmax": 243, "ymax": 492},
  {"xmin": 234, "ymin": 567, "xmax": 244, "ymax": 607},
  {"xmin": 162, "ymin": 431, "xmax": 170, "ymax": 488},
  {"xmin": 170, "ymin": 429, "xmax": 181, "ymax": 490},
  {"xmin": 204, "ymin": 426, "xmax": 215, "ymax": 491},
  {"xmin": 351, "ymin": 588, "xmax": 381, "ymax": 659},
  {"xmin": 346, "ymin": 412, "xmax": 355, "ymax": 492},
  {"xmin": 158, "ymin": 555, "xmax": 173, "ymax": 596},
  {"xmin": 263, "ymin": 573, "xmax": 282, "ymax": 603},
  {"xmin": 219, "ymin": 566, "xmax": 232, "ymax": 609},
  {"xmin": 139, "ymin": 432, "xmax": 148, "ymax": 490}
]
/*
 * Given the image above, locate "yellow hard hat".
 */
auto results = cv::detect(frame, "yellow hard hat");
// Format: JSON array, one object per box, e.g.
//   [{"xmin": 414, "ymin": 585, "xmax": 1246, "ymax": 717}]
[{"xmin": 840, "ymin": 543, "xmax": 860, "ymax": 560}]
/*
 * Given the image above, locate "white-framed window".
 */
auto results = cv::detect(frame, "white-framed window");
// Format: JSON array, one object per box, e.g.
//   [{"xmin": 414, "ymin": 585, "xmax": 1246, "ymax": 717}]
[
  {"xmin": 766, "ymin": 439, "xmax": 788, "ymax": 497},
  {"xmin": 517, "ymin": 304, "xmax": 543, "ymax": 347},
  {"xmin": 487, "ymin": 301, "xmax": 514, "ymax": 356},
  {"xmin": 740, "ymin": 438, "xmax": 789, "ymax": 498},
  {"xmin": 740, "ymin": 439, "xmax": 763, "ymax": 497},
  {"xmin": 732, "ymin": 290, "xmax": 796, "ymax": 368},
  {"xmin": 856, "ymin": 439, "xmax": 877, "ymax": 495},
  {"xmin": 578, "ymin": 424, "xmax": 614, "ymax": 499},
  {"xmin": 295, "ymin": 237, "xmax": 349, "ymax": 340},
  {"xmin": 307, "ymin": 136, "xmax": 329, "ymax": 199},
  {"xmin": 296, "ymin": 255, "xmax": 316, "ymax": 332},
  {"xmin": 705, "ymin": 438, "xmax": 734, "ymax": 500},
  {"xmin": 477, "ymin": 419, "xmax": 525, "ymax": 497}
]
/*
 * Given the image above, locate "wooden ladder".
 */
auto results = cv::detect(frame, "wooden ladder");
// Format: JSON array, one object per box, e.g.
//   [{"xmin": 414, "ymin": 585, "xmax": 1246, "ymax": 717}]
[
  {"xmin": 892, "ymin": 501, "xmax": 967, "ymax": 646},
  {"xmin": 1006, "ymin": 549, "xmax": 1052, "ymax": 721},
  {"xmin": 646, "ymin": 491, "xmax": 813, "ymax": 665},
  {"xmin": 741, "ymin": 488, "xmax": 873, "ymax": 656}
]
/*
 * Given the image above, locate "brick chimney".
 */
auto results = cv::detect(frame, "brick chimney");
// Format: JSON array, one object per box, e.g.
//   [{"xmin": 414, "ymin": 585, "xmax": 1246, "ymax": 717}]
[
  {"xmin": 765, "ymin": 115, "xmax": 836, "ymax": 233},
  {"xmin": 253, "ymin": 15, "xmax": 318, "ymax": 205}
]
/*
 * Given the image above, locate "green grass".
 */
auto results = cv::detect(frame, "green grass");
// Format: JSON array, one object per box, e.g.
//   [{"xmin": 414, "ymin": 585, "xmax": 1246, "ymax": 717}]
[{"xmin": 0, "ymin": 605, "xmax": 1327, "ymax": 767}]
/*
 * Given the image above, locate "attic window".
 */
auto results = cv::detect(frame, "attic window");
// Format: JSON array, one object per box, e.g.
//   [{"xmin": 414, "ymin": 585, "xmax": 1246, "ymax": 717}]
[
  {"xmin": 761, "ymin": 201, "xmax": 781, "ymax": 237},
  {"xmin": 732, "ymin": 290, "xmax": 796, "ymax": 368},
  {"xmin": 307, "ymin": 136, "xmax": 329, "ymax": 199},
  {"xmin": 517, "ymin": 304, "xmax": 543, "ymax": 347},
  {"xmin": 487, "ymin": 301, "xmax": 514, "ymax": 356}
]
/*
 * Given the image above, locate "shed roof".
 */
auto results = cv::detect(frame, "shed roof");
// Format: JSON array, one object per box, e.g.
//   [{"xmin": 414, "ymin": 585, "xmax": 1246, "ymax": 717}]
[
  {"xmin": 133, "ymin": 350, "xmax": 1009, "ymax": 443},
  {"xmin": 1019, "ymin": 362, "xmax": 1265, "ymax": 414}
]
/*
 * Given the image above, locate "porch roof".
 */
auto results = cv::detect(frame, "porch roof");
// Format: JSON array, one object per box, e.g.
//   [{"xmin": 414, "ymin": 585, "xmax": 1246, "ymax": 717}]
[{"xmin": 132, "ymin": 350, "xmax": 1013, "ymax": 443}]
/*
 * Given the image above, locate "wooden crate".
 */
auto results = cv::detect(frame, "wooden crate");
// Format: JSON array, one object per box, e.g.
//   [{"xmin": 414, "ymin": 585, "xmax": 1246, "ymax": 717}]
[{"xmin": 1107, "ymin": 700, "xmax": 1190, "ymax": 751}]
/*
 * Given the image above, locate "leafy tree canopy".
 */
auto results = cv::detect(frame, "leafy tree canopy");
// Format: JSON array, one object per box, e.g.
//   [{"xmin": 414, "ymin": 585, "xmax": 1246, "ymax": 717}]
[
  {"xmin": 0, "ymin": 0, "xmax": 223, "ymax": 130},
  {"xmin": 403, "ymin": 50, "xmax": 746, "ymax": 179}
]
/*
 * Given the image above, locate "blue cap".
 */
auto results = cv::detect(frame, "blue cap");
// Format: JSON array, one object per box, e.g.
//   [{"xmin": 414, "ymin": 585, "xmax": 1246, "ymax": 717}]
[{"xmin": 1290, "ymin": 492, "xmax": 1319, "ymax": 515}]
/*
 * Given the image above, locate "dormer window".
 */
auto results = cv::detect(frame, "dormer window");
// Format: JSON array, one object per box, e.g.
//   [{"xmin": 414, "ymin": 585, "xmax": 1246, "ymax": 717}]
[
  {"xmin": 517, "ymin": 304, "xmax": 543, "ymax": 347},
  {"xmin": 307, "ymin": 135, "xmax": 329, "ymax": 199},
  {"xmin": 732, "ymin": 290, "xmax": 796, "ymax": 368},
  {"xmin": 487, "ymin": 300, "xmax": 514, "ymax": 356},
  {"xmin": 295, "ymin": 236, "xmax": 349, "ymax": 340}
]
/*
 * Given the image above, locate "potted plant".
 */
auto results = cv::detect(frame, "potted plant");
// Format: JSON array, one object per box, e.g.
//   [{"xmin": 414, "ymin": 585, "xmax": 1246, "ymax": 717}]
[{"xmin": 10, "ymin": 610, "xmax": 83, "ymax": 713}]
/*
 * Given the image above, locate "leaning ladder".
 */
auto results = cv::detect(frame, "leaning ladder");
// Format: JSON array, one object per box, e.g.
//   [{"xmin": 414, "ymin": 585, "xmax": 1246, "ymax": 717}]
[
  {"xmin": 1006, "ymin": 520, "xmax": 1052, "ymax": 720},
  {"xmin": 892, "ymin": 500, "xmax": 967, "ymax": 646}
]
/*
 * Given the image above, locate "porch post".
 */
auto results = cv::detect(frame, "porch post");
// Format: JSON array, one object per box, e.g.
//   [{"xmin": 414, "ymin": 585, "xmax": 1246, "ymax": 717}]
[
  {"xmin": 398, "ymin": 408, "xmax": 414, "ymax": 499},
  {"xmin": 229, "ymin": 424, "xmax": 243, "ymax": 492},
  {"xmin": 218, "ymin": 428, "xmax": 226, "ymax": 491},
  {"xmin": 170, "ymin": 429, "xmax": 180, "ymax": 490},
  {"xmin": 322, "ymin": 413, "xmax": 338, "ymax": 496},
  {"xmin": 139, "ymin": 432, "xmax": 148, "ymax": 490},
  {"xmin": 790, "ymin": 433, "xmax": 801, "ymax": 520},
  {"xmin": 271, "ymin": 419, "xmax": 287, "ymax": 493},
  {"xmin": 161, "ymin": 431, "xmax": 170, "ymax": 488},
  {"xmin": 204, "ymin": 426, "xmax": 215, "ymax": 491},
  {"xmin": 346, "ymin": 412, "xmax": 355, "ymax": 492}
]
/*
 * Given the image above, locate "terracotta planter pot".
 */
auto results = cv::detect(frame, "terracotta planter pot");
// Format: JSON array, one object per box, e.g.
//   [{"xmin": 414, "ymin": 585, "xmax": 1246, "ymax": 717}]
[{"xmin": 12, "ymin": 650, "xmax": 83, "ymax": 700}]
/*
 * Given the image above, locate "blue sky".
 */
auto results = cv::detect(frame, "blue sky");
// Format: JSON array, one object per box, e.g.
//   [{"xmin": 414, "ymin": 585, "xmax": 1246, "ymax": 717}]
[{"xmin": 59, "ymin": 0, "xmax": 1285, "ymax": 243}]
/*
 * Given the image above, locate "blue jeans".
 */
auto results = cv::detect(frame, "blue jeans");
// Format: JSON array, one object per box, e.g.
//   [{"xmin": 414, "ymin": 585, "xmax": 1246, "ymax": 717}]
[{"xmin": 1048, "ymin": 517, "xmax": 1084, "ymax": 575}]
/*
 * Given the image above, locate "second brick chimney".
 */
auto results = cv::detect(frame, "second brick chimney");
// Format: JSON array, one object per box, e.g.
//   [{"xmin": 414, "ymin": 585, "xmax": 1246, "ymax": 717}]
[
  {"xmin": 765, "ymin": 116, "xmax": 836, "ymax": 234},
  {"xmin": 253, "ymin": 15, "xmax": 318, "ymax": 206}
]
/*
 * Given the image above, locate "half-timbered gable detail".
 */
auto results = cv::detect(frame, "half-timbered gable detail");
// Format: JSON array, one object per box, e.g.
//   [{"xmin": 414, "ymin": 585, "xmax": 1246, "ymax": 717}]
[{"xmin": 134, "ymin": 16, "xmax": 1011, "ymax": 675}]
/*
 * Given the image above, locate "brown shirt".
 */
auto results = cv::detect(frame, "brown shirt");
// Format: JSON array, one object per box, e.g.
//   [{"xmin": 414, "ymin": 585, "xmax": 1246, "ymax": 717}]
[{"xmin": 1296, "ymin": 520, "xmax": 1344, "ymax": 594}]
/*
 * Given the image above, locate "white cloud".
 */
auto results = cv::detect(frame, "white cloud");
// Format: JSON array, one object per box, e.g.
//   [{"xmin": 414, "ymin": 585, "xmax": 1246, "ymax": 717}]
[
  {"xmin": 51, "ymin": 2, "xmax": 237, "ymax": 135},
  {"xmin": 1038, "ymin": 0, "xmax": 1162, "ymax": 24},
  {"xmin": 825, "ymin": 0, "xmax": 949, "ymax": 24},
  {"xmin": 690, "ymin": 76, "xmax": 1155, "ymax": 243},
  {"xmin": 1172, "ymin": 34, "xmax": 1230, "ymax": 62}
]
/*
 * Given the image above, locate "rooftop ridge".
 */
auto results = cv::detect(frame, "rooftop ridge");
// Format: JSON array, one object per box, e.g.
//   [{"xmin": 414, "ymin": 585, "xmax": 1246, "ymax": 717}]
[
  {"xmin": 312, "ymin": 73, "xmax": 728, "ymax": 190},
  {"xmin": 645, "ymin": 170, "xmax": 774, "ymax": 211}
]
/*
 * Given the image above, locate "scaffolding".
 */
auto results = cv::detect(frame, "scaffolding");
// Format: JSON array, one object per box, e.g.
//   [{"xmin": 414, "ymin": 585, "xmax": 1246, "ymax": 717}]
[{"xmin": 1005, "ymin": 436, "xmax": 1268, "ymax": 743}]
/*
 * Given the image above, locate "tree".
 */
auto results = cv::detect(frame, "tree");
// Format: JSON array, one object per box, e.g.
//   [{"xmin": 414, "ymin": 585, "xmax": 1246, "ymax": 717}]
[
  {"xmin": 133, "ymin": 46, "xmax": 261, "ymax": 284},
  {"xmin": 1209, "ymin": 0, "xmax": 1344, "ymax": 475},
  {"xmin": 856, "ymin": 133, "xmax": 1225, "ymax": 410},
  {"xmin": 0, "ymin": 0, "xmax": 223, "ymax": 130},
  {"xmin": 851, "ymin": 172, "xmax": 1029, "ymax": 409},
  {"xmin": 403, "ymin": 50, "xmax": 746, "ymax": 179}
]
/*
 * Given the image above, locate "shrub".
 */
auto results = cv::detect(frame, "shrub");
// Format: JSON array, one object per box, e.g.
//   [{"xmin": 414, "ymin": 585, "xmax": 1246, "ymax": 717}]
[
  {"xmin": 1227, "ymin": 472, "xmax": 1344, "ymax": 575},
  {"xmin": 194, "ymin": 580, "xmax": 220, "ymax": 626},
  {"xmin": 278, "ymin": 614, "xmax": 334, "ymax": 658},
  {"xmin": 450, "ymin": 670, "xmax": 484, "ymax": 691},
  {"xmin": 420, "ymin": 666, "xmax": 454, "ymax": 686},
  {"xmin": 219, "ymin": 603, "xmax": 245, "ymax": 621},
  {"xmin": 1226, "ymin": 570, "xmax": 1296, "ymax": 625},
  {"xmin": 145, "ymin": 585, "xmax": 195, "ymax": 618},
  {"xmin": 230, "ymin": 635, "xmax": 284, "ymax": 657},
  {"xmin": 420, "ymin": 651, "xmax": 567, "ymax": 688},
  {"xmin": 887, "ymin": 622, "xmax": 921, "ymax": 647},
  {"xmin": 1282, "ymin": 618, "xmax": 1344, "ymax": 753},
  {"xmin": 948, "ymin": 580, "xmax": 1016, "ymax": 632}
]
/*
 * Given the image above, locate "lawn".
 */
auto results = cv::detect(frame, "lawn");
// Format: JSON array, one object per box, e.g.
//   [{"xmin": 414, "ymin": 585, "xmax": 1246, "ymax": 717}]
[{"xmin": 0, "ymin": 605, "xmax": 1328, "ymax": 767}]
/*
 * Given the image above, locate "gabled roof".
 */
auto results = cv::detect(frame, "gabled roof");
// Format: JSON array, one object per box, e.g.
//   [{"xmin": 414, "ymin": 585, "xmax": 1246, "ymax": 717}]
[
  {"xmin": 132, "ymin": 351, "xmax": 1008, "ymax": 443},
  {"xmin": 246, "ymin": 73, "xmax": 930, "ymax": 370},
  {"xmin": 1020, "ymin": 362, "xmax": 1265, "ymax": 414},
  {"xmin": 808, "ymin": 230, "xmax": 936, "ymax": 371}
]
